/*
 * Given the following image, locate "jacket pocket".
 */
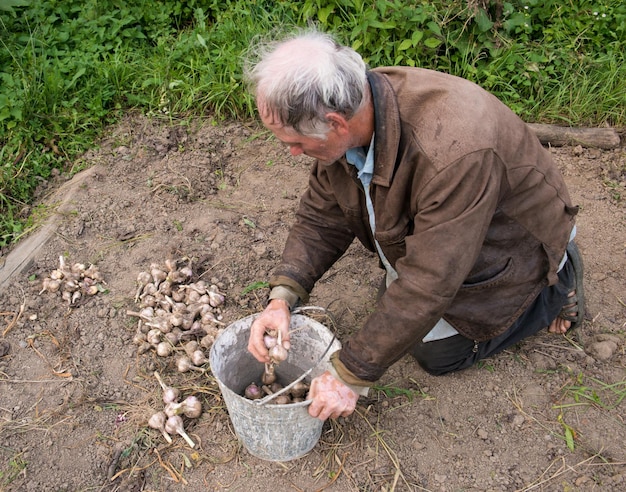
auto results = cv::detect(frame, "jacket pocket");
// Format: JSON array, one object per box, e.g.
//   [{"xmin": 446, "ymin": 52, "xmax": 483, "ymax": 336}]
[
  {"xmin": 460, "ymin": 257, "xmax": 514, "ymax": 291},
  {"xmin": 376, "ymin": 221, "xmax": 410, "ymax": 265}
]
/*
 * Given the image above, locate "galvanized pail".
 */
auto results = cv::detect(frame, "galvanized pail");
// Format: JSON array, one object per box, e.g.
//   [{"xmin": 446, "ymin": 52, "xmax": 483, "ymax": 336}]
[{"xmin": 209, "ymin": 312, "xmax": 340, "ymax": 461}]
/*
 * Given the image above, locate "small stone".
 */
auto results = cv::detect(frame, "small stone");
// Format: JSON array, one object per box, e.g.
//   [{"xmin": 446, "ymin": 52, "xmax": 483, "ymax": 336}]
[
  {"xmin": 251, "ymin": 243, "xmax": 267, "ymax": 257},
  {"xmin": 0, "ymin": 340, "xmax": 10, "ymax": 357},
  {"xmin": 529, "ymin": 352, "xmax": 557, "ymax": 371},
  {"xmin": 434, "ymin": 474, "xmax": 447, "ymax": 483},
  {"xmin": 114, "ymin": 146, "xmax": 130, "ymax": 155},
  {"xmin": 587, "ymin": 340, "xmax": 618, "ymax": 361},
  {"xmin": 412, "ymin": 440, "xmax": 426, "ymax": 451}
]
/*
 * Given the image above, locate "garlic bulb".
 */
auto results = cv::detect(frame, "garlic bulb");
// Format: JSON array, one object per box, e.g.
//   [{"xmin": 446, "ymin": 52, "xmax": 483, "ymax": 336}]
[
  {"xmin": 182, "ymin": 396, "xmax": 202, "ymax": 418},
  {"xmin": 191, "ymin": 349, "xmax": 207, "ymax": 366},
  {"xmin": 155, "ymin": 341, "xmax": 172, "ymax": 357},
  {"xmin": 131, "ymin": 259, "xmax": 226, "ymax": 360},
  {"xmin": 244, "ymin": 383, "xmax": 262, "ymax": 400},
  {"xmin": 261, "ymin": 363, "xmax": 276, "ymax": 385},
  {"xmin": 183, "ymin": 341, "xmax": 199, "ymax": 357},
  {"xmin": 176, "ymin": 356, "xmax": 204, "ymax": 373},
  {"xmin": 263, "ymin": 334, "xmax": 277, "ymax": 349},
  {"xmin": 290, "ymin": 381, "xmax": 309, "ymax": 399},
  {"xmin": 148, "ymin": 411, "xmax": 173, "ymax": 443},
  {"xmin": 269, "ymin": 344, "xmax": 288, "ymax": 362},
  {"xmin": 164, "ymin": 415, "xmax": 195, "ymax": 448}
]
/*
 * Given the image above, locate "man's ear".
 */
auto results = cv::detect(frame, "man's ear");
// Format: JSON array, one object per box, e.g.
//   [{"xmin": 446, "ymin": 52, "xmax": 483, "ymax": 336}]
[{"xmin": 326, "ymin": 113, "xmax": 350, "ymax": 134}]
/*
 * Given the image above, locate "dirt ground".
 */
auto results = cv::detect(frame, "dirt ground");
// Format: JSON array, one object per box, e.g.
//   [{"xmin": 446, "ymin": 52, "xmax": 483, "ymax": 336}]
[{"xmin": 0, "ymin": 114, "xmax": 625, "ymax": 492}]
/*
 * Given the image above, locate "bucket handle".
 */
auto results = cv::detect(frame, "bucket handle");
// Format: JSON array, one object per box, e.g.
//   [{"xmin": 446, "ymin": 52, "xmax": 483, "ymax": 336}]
[{"xmin": 254, "ymin": 306, "xmax": 337, "ymax": 406}]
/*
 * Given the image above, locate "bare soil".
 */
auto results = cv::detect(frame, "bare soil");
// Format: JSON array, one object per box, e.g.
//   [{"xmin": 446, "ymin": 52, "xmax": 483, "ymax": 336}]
[{"xmin": 0, "ymin": 115, "xmax": 625, "ymax": 492}]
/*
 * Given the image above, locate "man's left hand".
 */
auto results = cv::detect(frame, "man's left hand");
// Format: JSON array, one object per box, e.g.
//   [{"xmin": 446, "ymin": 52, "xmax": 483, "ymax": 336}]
[{"xmin": 307, "ymin": 371, "xmax": 359, "ymax": 420}]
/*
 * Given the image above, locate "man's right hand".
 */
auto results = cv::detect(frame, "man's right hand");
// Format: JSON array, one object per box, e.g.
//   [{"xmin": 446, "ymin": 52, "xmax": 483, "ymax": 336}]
[
  {"xmin": 307, "ymin": 370, "xmax": 359, "ymax": 420},
  {"xmin": 247, "ymin": 299, "xmax": 291, "ymax": 363}
]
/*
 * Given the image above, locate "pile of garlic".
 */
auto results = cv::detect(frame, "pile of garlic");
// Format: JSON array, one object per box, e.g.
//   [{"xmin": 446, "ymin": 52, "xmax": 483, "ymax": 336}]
[
  {"xmin": 148, "ymin": 372, "xmax": 201, "ymax": 447},
  {"xmin": 39, "ymin": 255, "xmax": 105, "ymax": 305},
  {"xmin": 128, "ymin": 259, "xmax": 225, "ymax": 371}
]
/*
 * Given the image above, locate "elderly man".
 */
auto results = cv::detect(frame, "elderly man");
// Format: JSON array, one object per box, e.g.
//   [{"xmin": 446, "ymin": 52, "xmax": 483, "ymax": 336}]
[{"xmin": 244, "ymin": 29, "xmax": 584, "ymax": 421}]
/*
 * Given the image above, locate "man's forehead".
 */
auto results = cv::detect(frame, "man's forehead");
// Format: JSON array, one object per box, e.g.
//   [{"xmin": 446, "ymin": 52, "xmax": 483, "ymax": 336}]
[
  {"xmin": 257, "ymin": 96, "xmax": 282, "ymax": 126},
  {"xmin": 257, "ymin": 98, "xmax": 299, "ymax": 136}
]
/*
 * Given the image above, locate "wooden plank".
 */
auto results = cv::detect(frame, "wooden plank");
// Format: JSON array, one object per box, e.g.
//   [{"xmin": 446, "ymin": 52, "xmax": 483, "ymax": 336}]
[
  {"xmin": 0, "ymin": 165, "xmax": 103, "ymax": 290},
  {"xmin": 527, "ymin": 123, "xmax": 622, "ymax": 149}
]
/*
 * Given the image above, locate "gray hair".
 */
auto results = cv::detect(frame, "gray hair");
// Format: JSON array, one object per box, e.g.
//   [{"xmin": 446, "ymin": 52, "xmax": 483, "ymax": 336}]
[{"xmin": 244, "ymin": 29, "xmax": 368, "ymax": 138}]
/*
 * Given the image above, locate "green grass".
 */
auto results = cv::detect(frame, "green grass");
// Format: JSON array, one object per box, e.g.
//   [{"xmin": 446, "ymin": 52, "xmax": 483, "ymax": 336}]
[
  {"xmin": 555, "ymin": 372, "xmax": 626, "ymax": 411},
  {"xmin": 1, "ymin": 0, "xmax": 624, "ymax": 248},
  {"xmin": 0, "ymin": 452, "xmax": 27, "ymax": 487},
  {"xmin": 373, "ymin": 378, "xmax": 434, "ymax": 402},
  {"xmin": 552, "ymin": 372, "xmax": 626, "ymax": 451}
]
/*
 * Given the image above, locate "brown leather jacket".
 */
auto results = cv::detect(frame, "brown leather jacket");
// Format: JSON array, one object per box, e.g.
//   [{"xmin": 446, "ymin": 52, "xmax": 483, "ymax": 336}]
[{"xmin": 270, "ymin": 67, "xmax": 578, "ymax": 383}]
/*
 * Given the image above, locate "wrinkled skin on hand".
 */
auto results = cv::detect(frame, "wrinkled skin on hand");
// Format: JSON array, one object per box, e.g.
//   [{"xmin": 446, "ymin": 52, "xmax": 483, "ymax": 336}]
[
  {"xmin": 247, "ymin": 299, "xmax": 291, "ymax": 363},
  {"xmin": 307, "ymin": 371, "xmax": 359, "ymax": 420}
]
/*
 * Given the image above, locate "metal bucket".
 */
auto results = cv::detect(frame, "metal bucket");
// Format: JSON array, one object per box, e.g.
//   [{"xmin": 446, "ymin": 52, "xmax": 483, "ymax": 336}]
[{"xmin": 209, "ymin": 312, "xmax": 340, "ymax": 461}]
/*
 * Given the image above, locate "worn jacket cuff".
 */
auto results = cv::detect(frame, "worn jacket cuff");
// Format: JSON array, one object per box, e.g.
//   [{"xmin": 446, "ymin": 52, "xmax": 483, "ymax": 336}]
[
  {"xmin": 269, "ymin": 275, "xmax": 310, "ymax": 304},
  {"xmin": 330, "ymin": 351, "xmax": 371, "ymax": 396},
  {"xmin": 268, "ymin": 285, "xmax": 300, "ymax": 309}
]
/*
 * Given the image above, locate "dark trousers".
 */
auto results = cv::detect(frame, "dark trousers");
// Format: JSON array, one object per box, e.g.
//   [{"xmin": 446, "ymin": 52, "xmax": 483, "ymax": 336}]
[{"xmin": 383, "ymin": 257, "xmax": 574, "ymax": 376}]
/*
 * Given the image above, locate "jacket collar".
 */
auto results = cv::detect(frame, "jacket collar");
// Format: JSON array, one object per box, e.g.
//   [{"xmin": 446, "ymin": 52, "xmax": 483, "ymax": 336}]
[{"xmin": 367, "ymin": 70, "xmax": 401, "ymax": 187}]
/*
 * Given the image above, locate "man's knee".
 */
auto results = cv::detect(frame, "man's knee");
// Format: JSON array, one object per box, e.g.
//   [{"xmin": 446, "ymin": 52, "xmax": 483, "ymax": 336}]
[
  {"xmin": 409, "ymin": 336, "xmax": 477, "ymax": 376},
  {"xmin": 414, "ymin": 357, "xmax": 454, "ymax": 376}
]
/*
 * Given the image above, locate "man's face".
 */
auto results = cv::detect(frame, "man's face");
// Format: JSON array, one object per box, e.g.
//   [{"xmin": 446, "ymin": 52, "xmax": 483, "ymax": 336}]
[{"xmin": 258, "ymin": 100, "xmax": 348, "ymax": 163}]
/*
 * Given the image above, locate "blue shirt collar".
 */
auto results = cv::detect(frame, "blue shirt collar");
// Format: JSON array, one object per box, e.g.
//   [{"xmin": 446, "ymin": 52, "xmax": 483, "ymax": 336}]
[{"xmin": 345, "ymin": 134, "xmax": 375, "ymax": 186}]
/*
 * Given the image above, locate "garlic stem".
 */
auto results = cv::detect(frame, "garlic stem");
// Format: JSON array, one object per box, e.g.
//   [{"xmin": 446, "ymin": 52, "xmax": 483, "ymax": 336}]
[
  {"xmin": 165, "ymin": 415, "xmax": 195, "ymax": 448},
  {"xmin": 261, "ymin": 363, "xmax": 276, "ymax": 385},
  {"xmin": 154, "ymin": 371, "xmax": 180, "ymax": 403},
  {"xmin": 154, "ymin": 371, "xmax": 167, "ymax": 391}
]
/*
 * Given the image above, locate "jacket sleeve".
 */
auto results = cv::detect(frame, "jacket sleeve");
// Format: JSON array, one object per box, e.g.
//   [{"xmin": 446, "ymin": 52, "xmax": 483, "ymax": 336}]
[
  {"xmin": 271, "ymin": 160, "xmax": 357, "ymax": 295},
  {"xmin": 339, "ymin": 151, "xmax": 505, "ymax": 382}
]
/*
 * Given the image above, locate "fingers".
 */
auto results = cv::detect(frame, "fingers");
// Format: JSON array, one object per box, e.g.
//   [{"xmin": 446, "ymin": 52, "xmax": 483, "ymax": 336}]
[
  {"xmin": 248, "ymin": 317, "xmax": 271, "ymax": 362},
  {"xmin": 247, "ymin": 299, "xmax": 291, "ymax": 362},
  {"xmin": 308, "ymin": 398, "xmax": 355, "ymax": 420},
  {"xmin": 270, "ymin": 299, "xmax": 291, "ymax": 349},
  {"xmin": 307, "ymin": 371, "xmax": 358, "ymax": 421}
]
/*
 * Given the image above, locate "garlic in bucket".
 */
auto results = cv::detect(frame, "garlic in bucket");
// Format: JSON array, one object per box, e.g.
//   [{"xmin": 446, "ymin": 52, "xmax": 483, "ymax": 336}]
[
  {"xmin": 241, "ymin": 324, "xmax": 313, "ymax": 405},
  {"xmin": 210, "ymin": 310, "xmax": 340, "ymax": 461}
]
